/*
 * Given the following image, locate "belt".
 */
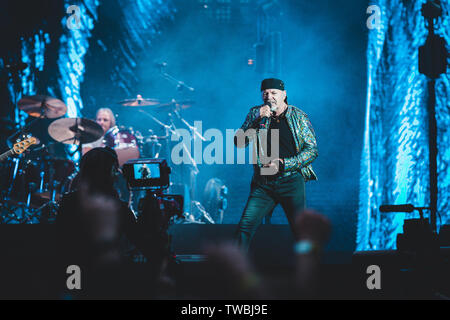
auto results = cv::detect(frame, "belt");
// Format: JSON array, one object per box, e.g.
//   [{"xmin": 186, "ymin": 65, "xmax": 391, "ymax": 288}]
[{"xmin": 252, "ymin": 168, "xmax": 299, "ymax": 184}]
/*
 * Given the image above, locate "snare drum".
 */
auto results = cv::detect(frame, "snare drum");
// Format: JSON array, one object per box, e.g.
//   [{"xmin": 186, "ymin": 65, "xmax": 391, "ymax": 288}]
[{"xmin": 103, "ymin": 126, "xmax": 140, "ymax": 167}]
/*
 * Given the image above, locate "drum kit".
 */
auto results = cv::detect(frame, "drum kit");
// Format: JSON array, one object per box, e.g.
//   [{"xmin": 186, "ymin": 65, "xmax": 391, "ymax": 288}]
[
  {"xmin": 1, "ymin": 92, "xmax": 224, "ymax": 224},
  {"xmin": 1, "ymin": 95, "xmax": 82, "ymax": 223}
]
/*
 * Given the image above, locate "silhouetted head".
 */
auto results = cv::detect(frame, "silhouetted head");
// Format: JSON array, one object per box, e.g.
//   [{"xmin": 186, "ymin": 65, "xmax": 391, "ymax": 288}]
[{"xmin": 79, "ymin": 147, "xmax": 119, "ymax": 193}]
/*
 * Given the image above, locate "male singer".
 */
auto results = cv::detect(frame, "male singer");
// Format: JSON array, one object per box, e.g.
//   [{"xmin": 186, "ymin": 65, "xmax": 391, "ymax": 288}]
[
  {"xmin": 138, "ymin": 163, "xmax": 150, "ymax": 179},
  {"xmin": 234, "ymin": 78, "xmax": 318, "ymax": 252}
]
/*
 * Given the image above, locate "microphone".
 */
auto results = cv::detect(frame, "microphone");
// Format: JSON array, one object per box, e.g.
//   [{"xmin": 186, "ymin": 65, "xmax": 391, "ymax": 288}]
[
  {"xmin": 154, "ymin": 61, "xmax": 168, "ymax": 68},
  {"xmin": 379, "ymin": 204, "xmax": 415, "ymax": 213},
  {"xmin": 260, "ymin": 102, "xmax": 276, "ymax": 129},
  {"xmin": 176, "ymin": 81, "xmax": 195, "ymax": 92}
]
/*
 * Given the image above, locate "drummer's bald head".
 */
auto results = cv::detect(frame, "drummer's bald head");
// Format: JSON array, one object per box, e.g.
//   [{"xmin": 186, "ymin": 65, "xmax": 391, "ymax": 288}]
[{"xmin": 96, "ymin": 108, "xmax": 116, "ymax": 133}]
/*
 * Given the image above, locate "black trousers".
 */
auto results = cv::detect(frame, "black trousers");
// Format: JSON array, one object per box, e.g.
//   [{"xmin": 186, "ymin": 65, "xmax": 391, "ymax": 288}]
[{"xmin": 236, "ymin": 172, "xmax": 306, "ymax": 252}]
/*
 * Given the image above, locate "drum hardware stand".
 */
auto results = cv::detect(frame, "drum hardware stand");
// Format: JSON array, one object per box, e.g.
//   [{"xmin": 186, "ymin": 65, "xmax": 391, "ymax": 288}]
[
  {"xmin": 146, "ymin": 132, "xmax": 163, "ymax": 158},
  {"xmin": 156, "ymin": 63, "xmax": 219, "ymax": 222},
  {"xmin": 137, "ymin": 106, "xmax": 215, "ymax": 222},
  {"xmin": 168, "ymin": 112, "xmax": 200, "ymax": 212},
  {"xmin": 138, "ymin": 109, "xmax": 174, "ymax": 135},
  {"xmin": 169, "ymin": 110, "xmax": 214, "ymax": 221},
  {"xmin": 26, "ymin": 182, "xmax": 36, "ymax": 207},
  {"xmin": 0, "ymin": 202, "xmax": 17, "ymax": 224},
  {"xmin": 28, "ymin": 143, "xmax": 61, "ymax": 204},
  {"xmin": 167, "ymin": 113, "xmax": 200, "ymax": 175},
  {"xmin": 156, "ymin": 62, "xmax": 199, "ymax": 208},
  {"xmin": 0, "ymin": 202, "xmax": 26, "ymax": 224},
  {"xmin": 169, "ymin": 112, "xmax": 221, "ymax": 223},
  {"xmin": 134, "ymin": 65, "xmax": 218, "ymax": 222},
  {"xmin": 5, "ymin": 155, "xmax": 21, "ymax": 199},
  {"xmin": 51, "ymin": 118, "xmax": 91, "ymax": 157},
  {"xmin": 172, "ymin": 109, "xmax": 206, "ymax": 142},
  {"xmin": 137, "ymin": 109, "xmax": 173, "ymax": 162},
  {"xmin": 137, "ymin": 108, "xmax": 199, "ymax": 174},
  {"xmin": 68, "ymin": 117, "xmax": 85, "ymax": 154},
  {"xmin": 157, "ymin": 62, "xmax": 195, "ymax": 92},
  {"xmin": 26, "ymin": 200, "xmax": 59, "ymax": 224},
  {"xmin": 191, "ymin": 201, "xmax": 215, "ymax": 224}
]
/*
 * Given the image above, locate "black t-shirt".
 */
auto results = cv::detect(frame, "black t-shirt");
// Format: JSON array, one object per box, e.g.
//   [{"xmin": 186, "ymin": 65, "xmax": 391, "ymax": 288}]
[{"xmin": 267, "ymin": 108, "xmax": 296, "ymax": 159}]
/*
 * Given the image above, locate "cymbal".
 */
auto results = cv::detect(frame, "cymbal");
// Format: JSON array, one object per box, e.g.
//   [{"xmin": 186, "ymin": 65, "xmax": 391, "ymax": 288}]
[
  {"xmin": 18, "ymin": 95, "xmax": 67, "ymax": 119},
  {"xmin": 166, "ymin": 99, "xmax": 195, "ymax": 110},
  {"xmin": 118, "ymin": 95, "xmax": 161, "ymax": 107},
  {"xmin": 48, "ymin": 118, "xmax": 103, "ymax": 145}
]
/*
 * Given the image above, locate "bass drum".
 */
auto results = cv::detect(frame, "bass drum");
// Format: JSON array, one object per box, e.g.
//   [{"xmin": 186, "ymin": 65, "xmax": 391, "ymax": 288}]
[{"xmin": 103, "ymin": 126, "xmax": 140, "ymax": 167}]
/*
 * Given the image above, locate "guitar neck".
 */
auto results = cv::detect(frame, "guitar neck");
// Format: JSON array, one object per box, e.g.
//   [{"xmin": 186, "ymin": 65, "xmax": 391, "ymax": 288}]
[{"xmin": 0, "ymin": 149, "xmax": 14, "ymax": 162}]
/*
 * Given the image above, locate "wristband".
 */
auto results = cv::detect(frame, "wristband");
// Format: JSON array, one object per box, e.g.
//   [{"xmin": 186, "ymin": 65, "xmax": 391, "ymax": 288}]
[{"xmin": 294, "ymin": 240, "xmax": 321, "ymax": 255}]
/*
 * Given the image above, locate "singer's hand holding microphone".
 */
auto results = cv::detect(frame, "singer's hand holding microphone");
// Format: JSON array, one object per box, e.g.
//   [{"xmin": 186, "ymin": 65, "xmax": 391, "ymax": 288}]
[
  {"xmin": 259, "ymin": 101, "xmax": 277, "ymax": 130},
  {"xmin": 259, "ymin": 102, "xmax": 275, "ymax": 119}
]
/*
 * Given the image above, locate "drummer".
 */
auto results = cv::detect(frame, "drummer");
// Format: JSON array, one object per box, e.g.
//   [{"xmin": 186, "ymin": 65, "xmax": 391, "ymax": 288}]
[{"xmin": 82, "ymin": 108, "xmax": 116, "ymax": 155}]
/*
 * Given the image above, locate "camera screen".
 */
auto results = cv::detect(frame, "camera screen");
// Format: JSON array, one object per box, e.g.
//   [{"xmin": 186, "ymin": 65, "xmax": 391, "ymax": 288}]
[
  {"xmin": 133, "ymin": 163, "xmax": 160, "ymax": 180},
  {"xmin": 123, "ymin": 158, "xmax": 169, "ymax": 190}
]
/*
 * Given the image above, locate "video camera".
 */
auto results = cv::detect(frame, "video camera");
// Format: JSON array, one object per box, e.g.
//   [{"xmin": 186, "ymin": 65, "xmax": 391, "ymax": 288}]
[
  {"xmin": 122, "ymin": 158, "xmax": 184, "ymax": 222},
  {"xmin": 122, "ymin": 158, "xmax": 171, "ymax": 190}
]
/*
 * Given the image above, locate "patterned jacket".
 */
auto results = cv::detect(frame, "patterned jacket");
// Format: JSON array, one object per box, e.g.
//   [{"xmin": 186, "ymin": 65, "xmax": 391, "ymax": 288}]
[{"xmin": 235, "ymin": 105, "xmax": 318, "ymax": 182}]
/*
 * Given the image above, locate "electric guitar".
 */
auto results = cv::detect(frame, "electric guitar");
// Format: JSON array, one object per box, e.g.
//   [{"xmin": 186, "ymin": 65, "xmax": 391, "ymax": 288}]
[{"xmin": 0, "ymin": 136, "xmax": 37, "ymax": 162}]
